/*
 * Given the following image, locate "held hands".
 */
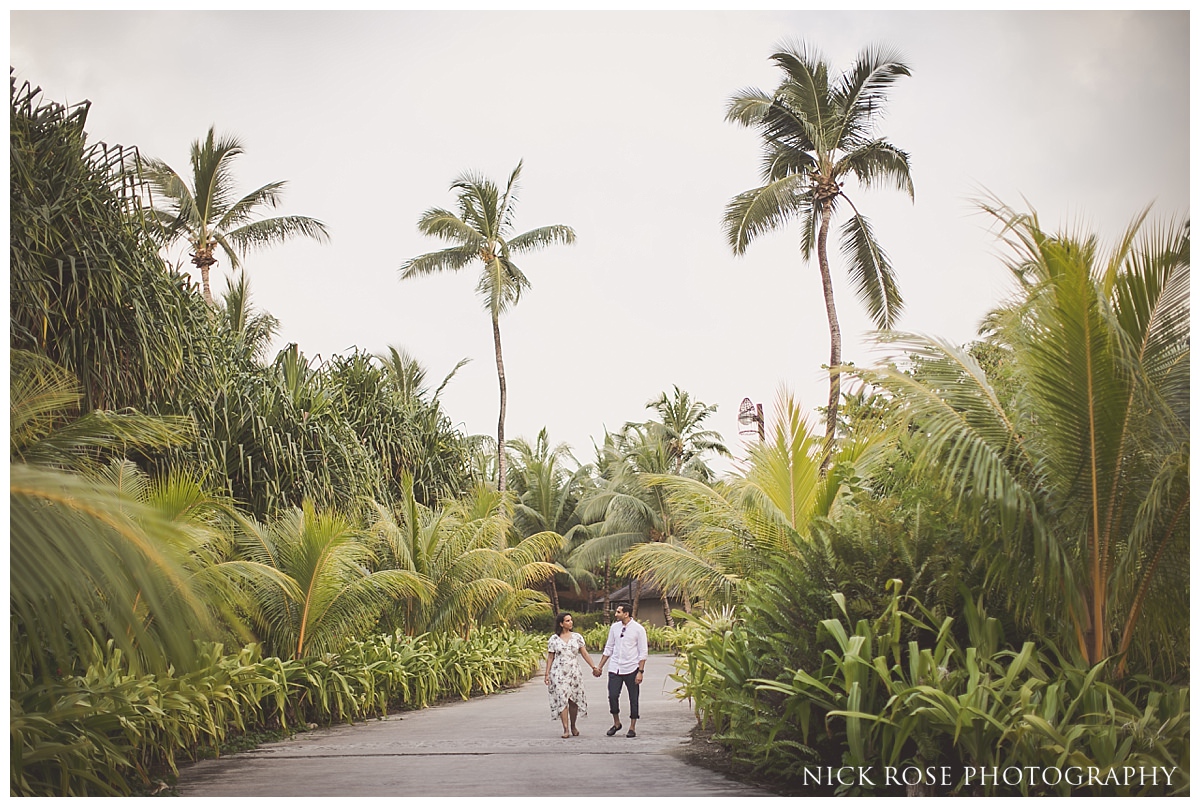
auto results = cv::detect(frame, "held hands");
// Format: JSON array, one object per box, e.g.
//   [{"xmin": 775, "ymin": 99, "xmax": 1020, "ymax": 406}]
[{"xmin": 592, "ymin": 665, "xmax": 601, "ymax": 677}]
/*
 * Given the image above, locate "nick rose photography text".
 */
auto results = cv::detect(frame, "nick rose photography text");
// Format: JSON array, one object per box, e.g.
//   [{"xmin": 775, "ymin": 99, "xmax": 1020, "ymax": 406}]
[{"xmin": 802, "ymin": 765, "xmax": 1181, "ymax": 789}]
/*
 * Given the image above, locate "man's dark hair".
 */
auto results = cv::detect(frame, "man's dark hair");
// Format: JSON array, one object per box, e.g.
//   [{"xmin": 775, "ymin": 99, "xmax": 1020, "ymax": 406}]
[{"xmin": 614, "ymin": 603, "xmax": 631, "ymax": 616}]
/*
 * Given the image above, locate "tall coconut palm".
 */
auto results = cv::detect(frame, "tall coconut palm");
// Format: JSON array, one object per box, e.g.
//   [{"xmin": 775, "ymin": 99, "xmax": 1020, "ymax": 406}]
[
  {"xmin": 862, "ymin": 203, "xmax": 1189, "ymax": 678},
  {"xmin": 140, "ymin": 126, "xmax": 329, "ymax": 303},
  {"xmin": 724, "ymin": 42, "xmax": 914, "ymax": 471},
  {"xmin": 399, "ymin": 161, "xmax": 576, "ymax": 492}
]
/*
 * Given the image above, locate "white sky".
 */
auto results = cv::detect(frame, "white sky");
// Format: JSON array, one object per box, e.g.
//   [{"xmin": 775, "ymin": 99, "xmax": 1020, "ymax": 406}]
[{"xmin": 9, "ymin": 10, "xmax": 1191, "ymax": 476}]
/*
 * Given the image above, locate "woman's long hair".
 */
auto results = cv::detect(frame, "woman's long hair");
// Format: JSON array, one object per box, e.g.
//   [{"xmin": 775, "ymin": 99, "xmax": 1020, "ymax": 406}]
[{"xmin": 554, "ymin": 612, "xmax": 572, "ymax": 636}]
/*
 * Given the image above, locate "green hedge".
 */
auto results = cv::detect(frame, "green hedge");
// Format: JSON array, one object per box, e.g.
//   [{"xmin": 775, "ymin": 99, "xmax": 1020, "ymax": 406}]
[{"xmin": 11, "ymin": 627, "xmax": 544, "ymax": 797}]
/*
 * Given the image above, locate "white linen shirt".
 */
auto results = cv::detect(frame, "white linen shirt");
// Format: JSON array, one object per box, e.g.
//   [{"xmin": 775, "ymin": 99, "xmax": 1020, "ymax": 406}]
[{"xmin": 602, "ymin": 619, "xmax": 648, "ymax": 675}]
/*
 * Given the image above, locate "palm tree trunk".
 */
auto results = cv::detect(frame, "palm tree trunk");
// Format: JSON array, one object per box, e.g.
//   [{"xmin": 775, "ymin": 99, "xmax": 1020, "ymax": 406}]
[
  {"xmin": 662, "ymin": 592, "xmax": 674, "ymax": 628},
  {"xmin": 816, "ymin": 196, "xmax": 841, "ymax": 475},
  {"xmin": 548, "ymin": 578, "xmax": 560, "ymax": 615},
  {"xmin": 492, "ymin": 314, "xmax": 507, "ymax": 492},
  {"xmin": 631, "ymin": 578, "xmax": 641, "ymax": 619},
  {"xmin": 191, "ymin": 245, "xmax": 217, "ymax": 305}
]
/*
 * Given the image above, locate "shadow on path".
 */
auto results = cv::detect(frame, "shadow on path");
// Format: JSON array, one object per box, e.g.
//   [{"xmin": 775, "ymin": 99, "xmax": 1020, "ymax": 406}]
[{"xmin": 176, "ymin": 652, "xmax": 766, "ymax": 797}]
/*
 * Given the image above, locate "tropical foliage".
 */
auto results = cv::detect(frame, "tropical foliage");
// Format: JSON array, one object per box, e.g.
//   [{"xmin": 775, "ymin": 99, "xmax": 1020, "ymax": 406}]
[
  {"xmin": 676, "ymin": 583, "xmax": 1189, "ymax": 796},
  {"xmin": 575, "ymin": 388, "xmax": 730, "ymax": 623},
  {"xmin": 506, "ymin": 428, "xmax": 592, "ymax": 613},
  {"xmin": 12, "ymin": 629, "xmax": 543, "ymax": 796},
  {"xmin": 10, "ymin": 79, "xmax": 213, "ymax": 412},
  {"xmin": 11, "ymin": 350, "xmax": 218, "ymax": 680},
  {"xmin": 669, "ymin": 204, "xmax": 1189, "ymax": 795},
  {"xmin": 860, "ymin": 202, "xmax": 1190, "ymax": 677},
  {"xmin": 10, "ymin": 61, "xmax": 1188, "ymax": 800},
  {"xmin": 369, "ymin": 475, "xmax": 562, "ymax": 636}
]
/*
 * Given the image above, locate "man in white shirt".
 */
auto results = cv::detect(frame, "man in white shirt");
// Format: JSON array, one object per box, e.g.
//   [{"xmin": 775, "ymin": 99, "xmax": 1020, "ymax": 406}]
[{"xmin": 594, "ymin": 603, "xmax": 648, "ymax": 738}]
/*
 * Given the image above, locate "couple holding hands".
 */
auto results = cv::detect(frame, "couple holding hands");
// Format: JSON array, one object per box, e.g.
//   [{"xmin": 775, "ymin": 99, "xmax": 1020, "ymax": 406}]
[{"xmin": 543, "ymin": 604, "xmax": 648, "ymax": 739}]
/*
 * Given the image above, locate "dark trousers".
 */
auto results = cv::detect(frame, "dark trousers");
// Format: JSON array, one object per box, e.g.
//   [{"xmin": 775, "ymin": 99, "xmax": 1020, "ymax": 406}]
[{"xmin": 608, "ymin": 670, "xmax": 640, "ymax": 720}]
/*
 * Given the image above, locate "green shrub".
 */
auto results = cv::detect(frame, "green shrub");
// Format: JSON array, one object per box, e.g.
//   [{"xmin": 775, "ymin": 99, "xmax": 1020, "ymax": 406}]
[
  {"xmin": 676, "ymin": 583, "xmax": 1190, "ymax": 796},
  {"xmin": 11, "ymin": 627, "xmax": 545, "ymax": 796}
]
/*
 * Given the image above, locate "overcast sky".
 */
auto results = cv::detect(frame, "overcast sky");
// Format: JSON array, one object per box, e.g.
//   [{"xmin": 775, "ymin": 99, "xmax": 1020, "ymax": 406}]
[{"xmin": 10, "ymin": 10, "xmax": 1191, "ymax": 475}]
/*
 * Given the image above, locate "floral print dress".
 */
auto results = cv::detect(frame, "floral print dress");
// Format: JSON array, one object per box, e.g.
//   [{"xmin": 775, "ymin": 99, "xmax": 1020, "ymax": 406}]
[{"xmin": 546, "ymin": 632, "xmax": 588, "ymax": 719}]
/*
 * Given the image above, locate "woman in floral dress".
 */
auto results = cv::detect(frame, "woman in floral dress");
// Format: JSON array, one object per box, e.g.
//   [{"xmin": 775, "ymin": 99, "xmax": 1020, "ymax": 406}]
[{"xmin": 543, "ymin": 612, "xmax": 600, "ymax": 738}]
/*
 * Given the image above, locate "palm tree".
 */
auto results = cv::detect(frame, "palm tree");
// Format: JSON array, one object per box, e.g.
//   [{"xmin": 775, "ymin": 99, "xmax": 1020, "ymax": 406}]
[
  {"xmin": 399, "ymin": 161, "xmax": 576, "ymax": 492},
  {"xmin": 140, "ymin": 126, "xmax": 329, "ymax": 303},
  {"xmin": 645, "ymin": 385, "xmax": 730, "ymax": 479},
  {"xmin": 369, "ymin": 474, "xmax": 561, "ymax": 636},
  {"xmin": 724, "ymin": 42, "xmax": 914, "ymax": 471},
  {"xmin": 614, "ymin": 391, "xmax": 877, "ymax": 612},
  {"xmin": 862, "ymin": 202, "xmax": 1189, "ymax": 678},
  {"xmin": 507, "ymin": 428, "xmax": 592, "ymax": 613},
  {"xmin": 215, "ymin": 272, "xmax": 280, "ymax": 363},
  {"xmin": 94, "ymin": 458, "xmax": 295, "ymax": 646},
  {"xmin": 378, "ymin": 344, "xmax": 470, "ymax": 403},
  {"xmin": 234, "ymin": 500, "xmax": 429, "ymax": 659},
  {"xmin": 576, "ymin": 388, "xmax": 731, "ymax": 622}
]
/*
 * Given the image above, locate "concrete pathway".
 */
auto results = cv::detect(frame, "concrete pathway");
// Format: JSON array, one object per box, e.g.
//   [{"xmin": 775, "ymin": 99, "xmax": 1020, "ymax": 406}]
[{"xmin": 175, "ymin": 652, "xmax": 766, "ymax": 797}]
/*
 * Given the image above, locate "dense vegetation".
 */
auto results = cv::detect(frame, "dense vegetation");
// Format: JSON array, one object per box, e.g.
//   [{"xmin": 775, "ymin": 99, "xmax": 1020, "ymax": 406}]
[{"xmin": 9, "ymin": 40, "xmax": 1189, "ymax": 799}]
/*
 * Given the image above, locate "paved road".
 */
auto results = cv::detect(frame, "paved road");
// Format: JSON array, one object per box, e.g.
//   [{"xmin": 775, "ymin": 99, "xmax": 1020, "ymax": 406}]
[{"xmin": 175, "ymin": 652, "xmax": 766, "ymax": 797}]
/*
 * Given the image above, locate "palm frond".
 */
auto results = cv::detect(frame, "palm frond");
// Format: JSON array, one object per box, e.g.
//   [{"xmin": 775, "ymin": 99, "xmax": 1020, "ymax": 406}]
[
  {"xmin": 477, "ymin": 255, "xmax": 531, "ymax": 316},
  {"xmin": 862, "ymin": 332, "xmax": 1037, "ymax": 532},
  {"xmin": 769, "ymin": 43, "xmax": 832, "ymax": 149},
  {"xmin": 224, "ymin": 215, "xmax": 329, "ymax": 253},
  {"xmin": 215, "ymin": 180, "xmax": 288, "ymax": 230},
  {"xmin": 723, "ymin": 175, "xmax": 810, "ymax": 255},
  {"xmin": 505, "ymin": 224, "xmax": 577, "ymax": 253},
  {"xmin": 725, "ymin": 87, "xmax": 775, "ymax": 128},
  {"xmin": 11, "ymin": 463, "xmax": 217, "ymax": 677},
  {"xmin": 190, "ymin": 127, "xmax": 245, "ymax": 224},
  {"xmin": 416, "ymin": 207, "xmax": 486, "ymax": 246},
  {"xmin": 616, "ymin": 541, "xmax": 739, "ymax": 606},
  {"xmin": 838, "ymin": 210, "xmax": 903, "ymax": 329},
  {"xmin": 399, "ymin": 244, "xmax": 478, "ymax": 280},
  {"xmin": 836, "ymin": 140, "xmax": 914, "ymax": 199},
  {"xmin": 832, "ymin": 45, "xmax": 911, "ymax": 145},
  {"xmin": 760, "ymin": 139, "xmax": 816, "ymax": 184}
]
